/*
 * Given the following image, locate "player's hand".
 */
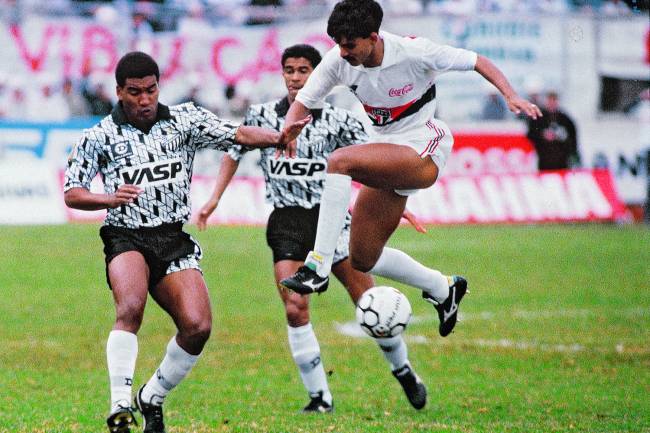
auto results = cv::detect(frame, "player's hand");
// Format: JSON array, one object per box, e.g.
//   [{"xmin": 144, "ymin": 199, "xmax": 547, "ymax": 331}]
[
  {"xmin": 276, "ymin": 114, "xmax": 312, "ymax": 158},
  {"xmin": 402, "ymin": 209, "xmax": 427, "ymax": 234},
  {"xmin": 275, "ymin": 139, "xmax": 297, "ymax": 159},
  {"xmin": 107, "ymin": 184, "xmax": 142, "ymax": 208},
  {"xmin": 506, "ymin": 95, "xmax": 543, "ymax": 119},
  {"xmin": 197, "ymin": 198, "xmax": 219, "ymax": 231}
]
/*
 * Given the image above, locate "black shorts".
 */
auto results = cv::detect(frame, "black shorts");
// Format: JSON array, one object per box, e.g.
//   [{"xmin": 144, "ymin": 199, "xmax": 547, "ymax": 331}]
[
  {"xmin": 266, "ymin": 205, "xmax": 350, "ymax": 264},
  {"xmin": 99, "ymin": 222, "xmax": 200, "ymax": 290}
]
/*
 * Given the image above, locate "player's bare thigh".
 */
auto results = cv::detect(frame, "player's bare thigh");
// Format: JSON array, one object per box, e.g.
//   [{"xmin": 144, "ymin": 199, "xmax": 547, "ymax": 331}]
[
  {"xmin": 108, "ymin": 251, "xmax": 150, "ymax": 333},
  {"xmin": 151, "ymin": 269, "xmax": 212, "ymax": 354},
  {"xmin": 332, "ymin": 259, "xmax": 374, "ymax": 304},
  {"xmin": 349, "ymin": 187, "xmax": 408, "ymax": 273},
  {"xmin": 274, "ymin": 260, "xmax": 310, "ymax": 326},
  {"xmin": 327, "ymin": 143, "xmax": 439, "ymax": 190}
]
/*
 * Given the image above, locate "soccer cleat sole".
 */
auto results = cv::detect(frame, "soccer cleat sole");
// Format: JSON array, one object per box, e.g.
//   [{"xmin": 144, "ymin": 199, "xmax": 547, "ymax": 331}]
[{"xmin": 106, "ymin": 411, "xmax": 136, "ymax": 433}]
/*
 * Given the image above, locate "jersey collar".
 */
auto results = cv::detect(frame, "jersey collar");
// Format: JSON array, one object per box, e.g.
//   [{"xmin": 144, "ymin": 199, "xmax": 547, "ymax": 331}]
[{"xmin": 275, "ymin": 96, "xmax": 323, "ymax": 120}]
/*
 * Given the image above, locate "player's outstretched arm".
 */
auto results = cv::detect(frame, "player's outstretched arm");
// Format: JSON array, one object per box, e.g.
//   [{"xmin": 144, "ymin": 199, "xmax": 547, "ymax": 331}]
[
  {"xmin": 235, "ymin": 115, "xmax": 312, "ymax": 150},
  {"xmin": 277, "ymin": 100, "xmax": 312, "ymax": 158},
  {"xmin": 196, "ymin": 154, "xmax": 239, "ymax": 231},
  {"xmin": 474, "ymin": 55, "xmax": 543, "ymax": 120},
  {"xmin": 64, "ymin": 185, "xmax": 142, "ymax": 210}
]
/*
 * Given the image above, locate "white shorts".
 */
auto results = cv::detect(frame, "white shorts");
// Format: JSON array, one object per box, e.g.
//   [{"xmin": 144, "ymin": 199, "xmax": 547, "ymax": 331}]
[{"xmin": 369, "ymin": 118, "xmax": 454, "ymax": 197}]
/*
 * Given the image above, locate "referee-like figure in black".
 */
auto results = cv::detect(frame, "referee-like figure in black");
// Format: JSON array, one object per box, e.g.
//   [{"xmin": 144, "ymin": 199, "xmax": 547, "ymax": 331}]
[{"xmin": 64, "ymin": 51, "xmax": 309, "ymax": 433}]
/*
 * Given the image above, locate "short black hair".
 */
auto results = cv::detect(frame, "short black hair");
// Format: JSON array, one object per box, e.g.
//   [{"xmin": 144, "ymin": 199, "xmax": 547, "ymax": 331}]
[
  {"xmin": 281, "ymin": 44, "xmax": 322, "ymax": 69},
  {"xmin": 115, "ymin": 51, "xmax": 160, "ymax": 87},
  {"xmin": 327, "ymin": 0, "xmax": 383, "ymax": 42}
]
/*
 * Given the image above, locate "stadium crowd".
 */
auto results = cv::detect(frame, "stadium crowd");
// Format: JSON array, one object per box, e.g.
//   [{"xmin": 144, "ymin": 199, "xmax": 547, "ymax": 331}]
[{"xmin": 0, "ymin": 0, "xmax": 646, "ymax": 122}]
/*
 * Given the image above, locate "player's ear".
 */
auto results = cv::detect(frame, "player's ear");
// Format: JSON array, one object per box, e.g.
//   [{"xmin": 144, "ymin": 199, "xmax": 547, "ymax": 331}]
[{"xmin": 369, "ymin": 32, "xmax": 379, "ymax": 43}]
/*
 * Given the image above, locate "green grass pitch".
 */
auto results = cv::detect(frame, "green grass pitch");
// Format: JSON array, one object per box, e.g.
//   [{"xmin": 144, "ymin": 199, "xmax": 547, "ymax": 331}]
[{"xmin": 0, "ymin": 224, "xmax": 648, "ymax": 433}]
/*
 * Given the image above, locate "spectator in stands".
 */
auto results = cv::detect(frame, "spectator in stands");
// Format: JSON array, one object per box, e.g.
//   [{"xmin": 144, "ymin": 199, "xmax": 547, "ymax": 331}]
[
  {"xmin": 222, "ymin": 83, "xmax": 251, "ymax": 120},
  {"xmin": 62, "ymin": 78, "xmax": 90, "ymax": 118},
  {"xmin": 83, "ymin": 80, "xmax": 113, "ymax": 116},
  {"xmin": 527, "ymin": 91, "xmax": 581, "ymax": 171},
  {"xmin": 481, "ymin": 86, "xmax": 508, "ymax": 120}
]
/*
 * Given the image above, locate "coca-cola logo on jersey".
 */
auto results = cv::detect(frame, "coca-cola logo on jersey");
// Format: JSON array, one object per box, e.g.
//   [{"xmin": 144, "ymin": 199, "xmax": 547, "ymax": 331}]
[{"xmin": 388, "ymin": 84, "xmax": 414, "ymax": 97}]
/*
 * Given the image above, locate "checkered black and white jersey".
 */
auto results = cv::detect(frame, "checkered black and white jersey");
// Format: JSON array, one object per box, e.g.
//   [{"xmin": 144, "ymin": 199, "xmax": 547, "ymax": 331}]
[
  {"xmin": 228, "ymin": 97, "xmax": 368, "ymax": 209},
  {"xmin": 64, "ymin": 102, "xmax": 239, "ymax": 228}
]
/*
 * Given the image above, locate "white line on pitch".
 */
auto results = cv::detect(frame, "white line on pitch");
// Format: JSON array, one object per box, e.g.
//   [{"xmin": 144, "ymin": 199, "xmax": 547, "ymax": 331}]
[{"xmin": 334, "ymin": 320, "xmax": 649, "ymax": 355}]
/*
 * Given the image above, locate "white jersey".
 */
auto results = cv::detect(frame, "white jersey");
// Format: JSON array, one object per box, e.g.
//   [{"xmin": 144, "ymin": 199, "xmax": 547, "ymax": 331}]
[{"xmin": 296, "ymin": 31, "xmax": 477, "ymax": 144}]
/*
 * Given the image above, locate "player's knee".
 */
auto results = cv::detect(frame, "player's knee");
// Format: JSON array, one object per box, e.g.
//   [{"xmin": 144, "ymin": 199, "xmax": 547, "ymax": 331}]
[
  {"xmin": 326, "ymin": 149, "xmax": 353, "ymax": 175},
  {"xmin": 285, "ymin": 300, "xmax": 309, "ymax": 327},
  {"xmin": 180, "ymin": 316, "xmax": 212, "ymax": 345},
  {"xmin": 350, "ymin": 255, "xmax": 376, "ymax": 273},
  {"xmin": 115, "ymin": 302, "xmax": 145, "ymax": 331}
]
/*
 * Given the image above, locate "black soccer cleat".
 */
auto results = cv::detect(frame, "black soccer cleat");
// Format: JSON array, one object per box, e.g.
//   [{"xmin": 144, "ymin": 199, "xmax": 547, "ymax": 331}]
[
  {"xmin": 280, "ymin": 265, "xmax": 329, "ymax": 295},
  {"xmin": 423, "ymin": 275, "xmax": 468, "ymax": 337},
  {"xmin": 301, "ymin": 391, "xmax": 334, "ymax": 413},
  {"xmin": 134, "ymin": 386, "xmax": 166, "ymax": 433},
  {"xmin": 106, "ymin": 403, "xmax": 137, "ymax": 433},
  {"xmin": 392, "ymin": 364, "xmax": 427, "ymax": 410}
]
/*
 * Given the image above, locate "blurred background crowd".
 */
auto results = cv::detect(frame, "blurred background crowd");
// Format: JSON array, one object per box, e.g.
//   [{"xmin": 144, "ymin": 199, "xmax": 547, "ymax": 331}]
[
  {"xmin": 0, "ymin": 0, "xmax": 647, "ymax": 123},
  {"xmin": 0, "ymin": 0, "xmax": 647, "ymax": 224}
]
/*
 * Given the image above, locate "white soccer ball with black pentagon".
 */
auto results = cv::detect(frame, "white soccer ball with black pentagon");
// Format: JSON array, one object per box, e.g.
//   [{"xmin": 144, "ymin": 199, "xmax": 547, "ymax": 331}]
[{"xmin": 355, "ymin": 286, "xmax": 412, "ymax": 338}]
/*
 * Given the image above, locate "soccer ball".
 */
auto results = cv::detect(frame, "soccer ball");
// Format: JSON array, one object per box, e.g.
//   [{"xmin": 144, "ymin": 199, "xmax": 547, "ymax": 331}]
[{"xmin": 355, "ymin": 286, "xmax": 412, "ymax": 338}]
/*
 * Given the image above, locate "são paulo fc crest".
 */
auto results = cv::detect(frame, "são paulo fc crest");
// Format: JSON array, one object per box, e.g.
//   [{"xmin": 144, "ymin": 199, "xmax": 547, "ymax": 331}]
[{"xmin": 370, "ymin": 107, "xmax": 391, "ymax": 125}]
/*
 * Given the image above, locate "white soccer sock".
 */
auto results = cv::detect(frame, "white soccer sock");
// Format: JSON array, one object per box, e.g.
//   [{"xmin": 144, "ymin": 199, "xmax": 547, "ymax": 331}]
[
  {"xmin": 369, "ymin": 247, "xmax": 450, "ymax": 302},
  {"xmin": 107, "ymin": 330, "xmax": 138, "ymax": 413},
  {"xmin": 305, "ymin": 173, "xmax": 352, "ymax": 278},
  {"xmin": 140, "ymin": 337, "xmax": 200, "ymax": 406},
  {"xmin": 287, "ymin": 323, "xmax": 332, "ymax": 405},
  {"xmin": 375, "ymin": 335, "xmax": 409, "ymax": 371}
]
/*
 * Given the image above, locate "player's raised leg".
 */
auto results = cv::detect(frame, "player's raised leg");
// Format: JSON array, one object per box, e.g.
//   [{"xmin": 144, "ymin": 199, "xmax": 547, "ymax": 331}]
[
  {"xmin": 275, "ymin": 260, "xmax": 334, "ymax": 413},
  {"xmin": 135, "ymin": 269, "xmax": 212, "ymax": 433},
  {"xmin": 106, "ymin": 252, "xmax": 149, "ymax": 433},
  {"xmin": 281, "ymin": 143, "xmax": 438, "ymax": 294},
  {"xmin": 352, "ymin": 185, "xmax": 468, "ymax": 337}
]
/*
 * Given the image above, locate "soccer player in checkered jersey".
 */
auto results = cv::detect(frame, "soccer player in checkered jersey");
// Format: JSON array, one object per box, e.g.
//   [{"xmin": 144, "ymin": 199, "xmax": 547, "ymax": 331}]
[
  {"xmin": 281, "ymin": 1, "xmax": 542, "ymax": 329},
  {"xmin": 196, "ymin": 44, "xmax": 432, "ymax": 412},
  {"xmin": 63, "ymin": 52, "xmax": 309, "ymax": 433}
]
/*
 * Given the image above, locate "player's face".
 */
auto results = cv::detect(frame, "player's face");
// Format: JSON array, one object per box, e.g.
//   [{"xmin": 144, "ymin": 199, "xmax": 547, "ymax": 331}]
[
  {"xmin": 282, "ymin": 57, "xmax": 314, "ymax": 102},
  {"xmin": 117, "ymin": 75, "xmax": 159, "ymax": 129},
  {"xmin": 337, "ymin": 34, "xmax": 378, "ymax": 67}
]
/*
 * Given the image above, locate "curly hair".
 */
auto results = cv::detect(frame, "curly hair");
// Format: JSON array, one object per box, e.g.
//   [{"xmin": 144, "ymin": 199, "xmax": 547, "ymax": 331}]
[
  {"xmin": 327, "ymin": 0, "xmax": 383, "ymax": 42},
  {"xmin": 115, "ymin": 52, "xmax": 160, "ymax": 87},
  {"xmin": 281, "ymin": 44, "xmax": 322, "ymax": 69}
]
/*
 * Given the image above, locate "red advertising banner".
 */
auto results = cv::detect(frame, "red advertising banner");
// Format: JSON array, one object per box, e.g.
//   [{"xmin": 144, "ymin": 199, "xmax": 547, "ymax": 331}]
[
  {"xmin": 405, "ymin": 169, "xmax": 626, "ymax": 224},
  {"xmin": 58, "ymin": 168, "xmax": 625, "ymax": 226},
  {"xmin": 446, "ymin": 133, "xmax": 536, "ymax": 176}
]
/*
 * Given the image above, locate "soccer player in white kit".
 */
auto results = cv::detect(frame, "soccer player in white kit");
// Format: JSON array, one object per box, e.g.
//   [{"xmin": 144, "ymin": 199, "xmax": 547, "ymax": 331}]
[{"xmin": 280, "ymin": 0, "xmax": 542, "ymax": 336}]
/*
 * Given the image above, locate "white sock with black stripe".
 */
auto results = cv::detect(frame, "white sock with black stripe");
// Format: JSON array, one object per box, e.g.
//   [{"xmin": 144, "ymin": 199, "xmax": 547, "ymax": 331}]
[{"xmin": 288, "ymin": 323, "xmax": 332, "ymax": 405}]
